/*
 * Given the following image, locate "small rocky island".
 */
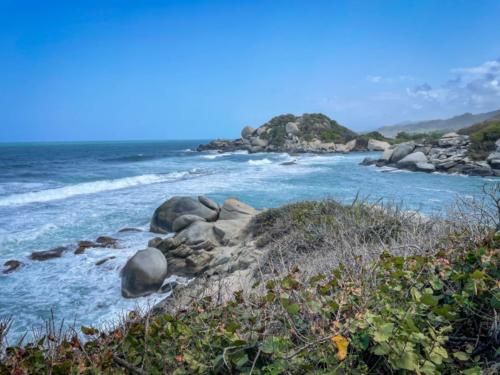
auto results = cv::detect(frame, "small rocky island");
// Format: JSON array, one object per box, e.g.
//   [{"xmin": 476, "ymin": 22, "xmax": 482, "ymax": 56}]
[{"xmin": 197, "ymin": 113, "xmax": 391, "ymax": 154}]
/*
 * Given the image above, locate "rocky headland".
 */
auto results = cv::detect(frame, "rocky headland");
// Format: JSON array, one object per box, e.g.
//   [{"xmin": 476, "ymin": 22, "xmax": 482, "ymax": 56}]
[
  {"xmin": 197, "ymin": 113, "xmax": 391, "ymax": 154},
  {"xmin": 361, "ymin": 131, "xmax": 500, "ymax": 177}
]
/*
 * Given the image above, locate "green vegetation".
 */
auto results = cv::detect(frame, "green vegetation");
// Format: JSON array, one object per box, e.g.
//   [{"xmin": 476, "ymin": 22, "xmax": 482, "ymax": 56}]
[
  {"xmin": 260, "ymin": 113, "xmax": 357, "ymax": 146},
  {"xmin": 458, "ymin": 116, "xmax": 500, "ymax": 160},
  {"xmin": 1, "ymin": 240, "xmax": 497, "ymax": 374},
  {"xmin": 354, "ymin": 131, "xmax": 393, "ymax": 149},
  {"xmin": 1, "ymin": 199, "xmax": 498, "ymax": 374},
  {"xmin": 393, "ymin": 131, "xmax": 444, "ymax": 144}
]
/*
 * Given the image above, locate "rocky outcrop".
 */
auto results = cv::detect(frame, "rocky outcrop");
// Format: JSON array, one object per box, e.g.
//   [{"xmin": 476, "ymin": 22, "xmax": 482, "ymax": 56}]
[
  {"xmin": 31, "ymin": 246, "xmax": 67, "ymax": 261},
  {"xmin": 396, "ymin": 151, "xmax": 428, "ymax": 170},
  {"xmin": 150, "ymin": 196, "xmax": 220, "ymax": 233},
  {"xmin": 362, "ymin": 133, "xmax": 500, "ymax": 176},
  {"xmin": 367, "ymin": 139, "xmax": 391, "ymax": 151},
  {"xmin": 147, "ymin": 197, "xmax": 259, "ymax": 279},
  {"xmin": 121, "ymin": 248, "xmax": 168, "ymax": 298},
  {"xmin": 197, "ymin": 113, "xmax": 387, "ymax": 154},
  {"xmin": 3, "ymin": 260, "xmax": 22, "ymax": 274}
]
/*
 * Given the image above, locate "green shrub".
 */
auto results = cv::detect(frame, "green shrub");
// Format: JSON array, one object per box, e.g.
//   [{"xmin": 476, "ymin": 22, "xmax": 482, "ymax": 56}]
[
  {"xmin": 2, "ymin": 238, "xmax": 497, "ymax": 374},
  {"xmin": 458, "ymin": 118, "xmax": 500, "ymax": 160}
]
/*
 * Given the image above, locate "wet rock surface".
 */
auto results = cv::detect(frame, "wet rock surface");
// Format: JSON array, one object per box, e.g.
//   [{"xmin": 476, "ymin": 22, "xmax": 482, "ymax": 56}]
[
  {"xmin": 31, "ymin": 246, "xmax": 67, "ymax": 261},
  {"xmin": 3, "ymin": 260, "xmax": 22, "ymax": 273}
]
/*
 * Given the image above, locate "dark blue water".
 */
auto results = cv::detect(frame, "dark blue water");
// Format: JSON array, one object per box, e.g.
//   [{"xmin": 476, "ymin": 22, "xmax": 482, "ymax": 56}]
[{"xmin": 0, "ymin": 140, "xmax": 497, "ymax": 342}]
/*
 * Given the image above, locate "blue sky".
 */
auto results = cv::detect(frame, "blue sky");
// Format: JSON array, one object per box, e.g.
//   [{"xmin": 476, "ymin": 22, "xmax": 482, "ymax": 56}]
[{"xmin": 1, "ymin": 0, "xmax": 499, "ymax": 142}]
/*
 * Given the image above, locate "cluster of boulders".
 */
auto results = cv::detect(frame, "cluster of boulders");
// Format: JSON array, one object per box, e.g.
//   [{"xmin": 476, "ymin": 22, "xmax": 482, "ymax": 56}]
[
  {"xmin": 121, "ymin": 196, "xmax": 260, "ymax": 298},
  {"xmin": 361, "ymin": 132, "xmax": 500, "ymax": 177},
  {"xmin": 197, "ymin": 117, "xmax": 391, "ymax": 154}
]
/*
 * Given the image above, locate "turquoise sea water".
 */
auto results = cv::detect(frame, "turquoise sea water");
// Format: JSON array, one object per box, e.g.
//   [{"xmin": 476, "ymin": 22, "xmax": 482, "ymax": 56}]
[{"xmin": 0, "ymin": 140, "xmax": 497, "ymax": 342}]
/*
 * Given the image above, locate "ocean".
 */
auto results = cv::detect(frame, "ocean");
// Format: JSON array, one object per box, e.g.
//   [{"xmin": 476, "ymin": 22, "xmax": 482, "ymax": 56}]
[{"xmin": 0, "ymin": 140, "xmax": 497, "ymax": 342}]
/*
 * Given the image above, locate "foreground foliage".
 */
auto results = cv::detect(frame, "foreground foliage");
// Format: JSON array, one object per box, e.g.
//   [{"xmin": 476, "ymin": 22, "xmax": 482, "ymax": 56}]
[{"xmin": 1, "ymin": 231, "xmax": 498, "ymax": 374}]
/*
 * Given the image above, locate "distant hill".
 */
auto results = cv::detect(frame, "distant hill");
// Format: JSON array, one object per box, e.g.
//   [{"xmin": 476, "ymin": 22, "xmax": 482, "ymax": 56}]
[{"xmin": 376, "ymin": 109, "xmax": 500, "ymax": 138}]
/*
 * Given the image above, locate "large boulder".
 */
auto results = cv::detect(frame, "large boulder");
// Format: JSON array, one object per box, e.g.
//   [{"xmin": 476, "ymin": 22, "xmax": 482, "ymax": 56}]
[
  {"xmin": 415, "ymin": 162, "xmax": 436, "ymax": 173},
  {"xmin": 219, "ymin": 198, "xmax": 258, "ymax": 220},
  {"xmin": 121, "ymin": 248, "xmax": 168, "ymax": 298},
  {"xmin": 487, "ymin": 152, "xmax": 500, "ymax": 169},
  {"xmin": 150, "ymin": 196, "xmax": 219, "ymax": 233},
  {"xmin": 345, "ymin": 139, "xmax": 357, "ymax": 151},
  {"xmin": 438, "ymin": 132, "xmax": 467, "ymax": 147},
  {"xmin": 496, "ymin": 138, "xmax": 500, "ymax": 152},
  {"xmin": 176, "ymin": 221, "xmax": 218, "ymax": 246},
  {"xmin": 396, "ymin": 151, "xmax": 428, "ymax": 169},
  {"xmin": 241, "ymin": 126, "xmax": 255, "ymax": 139},
  {"xmin": 390, "ymin": 142, "xmax": 416, "ymax": 163},
  {"xmin": 380, "ymin": 148, "xmax": 394, "ymax": 162},
  {"xmin": 285, "ymin": 122, "xmax": 300, "ymax": 135},
  {"xmin": 172, "ymin": 214, "xmax": 206, "ymax": 232},
  {"xmin": 367, "ymin": 139, "xmax": 391, "ymax": 151},
  {"xmin": 360, "ymin": 157, "xmax": 377, "ymax": 166},
  {"xmin": 250, "ymin": 137, "xmax": 269, "ymax": 148}
]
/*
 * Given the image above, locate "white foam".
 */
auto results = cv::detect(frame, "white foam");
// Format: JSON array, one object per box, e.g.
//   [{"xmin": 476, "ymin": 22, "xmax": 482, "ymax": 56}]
[
  {"xmin": 201, "ymin": 150, "xmax": 249, "ymax": 159},
  {"xmin": 0, "ymin": 172, "xmax": 191, "ymax": 207},
  {"xmin": 248, "ymin": 158, "xmax": 272, "ymax": 165}
]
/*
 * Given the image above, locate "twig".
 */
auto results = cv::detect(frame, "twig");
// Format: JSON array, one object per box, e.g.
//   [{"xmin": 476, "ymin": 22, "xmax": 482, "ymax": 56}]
[{"xmin": 112, "ymin": 353, "xmax": 148, "ymax": 375}]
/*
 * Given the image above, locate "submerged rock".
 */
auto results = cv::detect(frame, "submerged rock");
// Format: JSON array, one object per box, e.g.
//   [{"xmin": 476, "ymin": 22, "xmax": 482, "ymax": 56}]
[
  {"xmin": 96, "ymin": 256, "xmax": 116, "ymax": 266},
  {"xmin": 95, "ymin": 236, "xmax": 118, "ymax": 247},
  {"xmin": 3, "ymin": 260, "xmax": 22, "ymax": 273},
  {"xmin": 74, "ymin": 241, "xmax": 100, "ymax": 255},
  {"xmin": 121, "ymin": 248, "xmax": 168, "ymax": 298},
  {"xmin": 31, "ymin": 246, "xmax": 66, "ymax": 261},
  {"xmin": 118, "ymin": 227, "xmax": 143, "ymax": 233}
]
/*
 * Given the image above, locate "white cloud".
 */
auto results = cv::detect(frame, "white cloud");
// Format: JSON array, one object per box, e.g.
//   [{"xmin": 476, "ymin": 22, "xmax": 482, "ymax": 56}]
[
  {"xmin": 367, "ymin": 75, "xmax": 414, "ymax": 84},
  {"xmin": 406, "ymin": 58, "xmax": 500, "ymax": 110}
]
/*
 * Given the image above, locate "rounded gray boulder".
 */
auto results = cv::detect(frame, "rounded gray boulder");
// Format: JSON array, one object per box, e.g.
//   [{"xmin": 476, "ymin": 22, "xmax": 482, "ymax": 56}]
[
  {"xmin": 390, "ymin": 142, "xmax": 416, "ymax": 163},
  {"xmin": 172, "ymin": 214, "xmax": 207, "ymax": 232},
  {"xmin": 121, "ymin": 248, "xmax": 168, "ymax": 298},
  {"xmin": 241, "ymin": 126, "xmax": 255, "ymax": 139},
  {"xmin": 396, "ymin": 151, "xmax": 428, "ymax": 169},
  {"xmin": 150, "ymin": 196, "xmax": 219, "ymax": 233}
]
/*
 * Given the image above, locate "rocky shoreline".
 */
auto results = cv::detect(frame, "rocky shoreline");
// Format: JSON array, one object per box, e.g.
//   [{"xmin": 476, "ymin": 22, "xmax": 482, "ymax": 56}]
[
  {"xmin": 2, "ymin": 195, "xmax": 263, "ymax": 309},
  {"xmin": 197, "ymin": 113, "xmax": 391, "ymax": 154},
  {"xmin": 360, "ymin": 132, "xmax": 500, "ymax": 177}
]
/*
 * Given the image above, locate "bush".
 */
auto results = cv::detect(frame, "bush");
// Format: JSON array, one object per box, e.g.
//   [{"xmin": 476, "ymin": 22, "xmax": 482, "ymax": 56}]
[
  {"xmin": 1, "ymin": 240, "xmax": 497, "ymax": 374},
  {"xmin": 394, "ymin": 131, "xmax": 444, "ymax": 144},
  {"xmin": 458, "ymin": 118, "xmax": 500, "ymax": 160}
]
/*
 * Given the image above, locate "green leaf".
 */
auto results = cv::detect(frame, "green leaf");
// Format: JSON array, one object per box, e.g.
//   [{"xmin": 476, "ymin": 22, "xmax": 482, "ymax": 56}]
[
  {"xmin": 420, "ymin": 360, "xmax": 437, "ymax": 375},
  {"xmin": 430, "ymin": 277, "xmax": 444, "ymax": 290},
  {"xmin": 231, "ymin": 352, "xmax": 248, "ymax": 368},
  {"xmin": 372, "ymin": 343, "xmax": 390, "ymax": 355},
  {"xmin": 452, "ymin": 351, "xmax": 470, "ymax": 361},
  {"xmin": 421, "ymin": 293, "xmax": 439, "ymax": 307},
  {"xmin": 286, "ymin": 303, "xmax": 300, "ymax": 315},
  {"xmin": 373, "ymin": 323, "xmax": 394, "ymax": 343},
  {"xmin": 392, "ymin": 351, "xmax": 418, "ymax": 370},
  {"xmin": 462, "ymin": 367, "xmax": 481, "ymax": 375},
  {"xmin": 469, "ymin": 270, "xmax": 484, "ymax": 280},
  {"xmin": 491, "ymin": 290, "xmax": 500, "ymax": 309},
  {"xmin": 429, "ymin": 345, "xmax": 448, "ymax": 365}
]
